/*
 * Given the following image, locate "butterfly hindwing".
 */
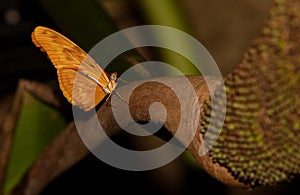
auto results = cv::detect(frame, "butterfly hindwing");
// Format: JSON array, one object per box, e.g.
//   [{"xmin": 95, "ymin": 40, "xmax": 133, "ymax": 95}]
[{"xmin": 57, "ymin": 67, "xmax": 107, "ymax": 111}]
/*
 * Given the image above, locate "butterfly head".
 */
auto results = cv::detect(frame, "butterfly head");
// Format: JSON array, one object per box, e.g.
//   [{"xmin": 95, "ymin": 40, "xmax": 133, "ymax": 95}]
[
  {"xmin": 108, "ymin": 72, "xmax": 118, "ymax": 91},
  {"xmin": 109, "ymin": 72, "xmax": 117, "ymax": 82}
]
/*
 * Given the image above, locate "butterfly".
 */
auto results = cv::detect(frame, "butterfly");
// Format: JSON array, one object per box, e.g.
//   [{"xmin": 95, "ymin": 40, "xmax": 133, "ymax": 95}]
[{"xmin": 31, "ymin": 26, "xmax": 118, "ymax": 111}]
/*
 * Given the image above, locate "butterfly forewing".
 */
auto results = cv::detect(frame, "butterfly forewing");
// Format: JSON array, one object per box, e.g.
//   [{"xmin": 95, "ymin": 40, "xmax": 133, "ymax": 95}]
[{"xmin": 32, "ymin": 26, "xmax": 114, "ymax": 111}]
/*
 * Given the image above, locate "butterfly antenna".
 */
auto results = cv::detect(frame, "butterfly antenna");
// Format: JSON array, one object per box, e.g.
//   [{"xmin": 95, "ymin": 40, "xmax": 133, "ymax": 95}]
[{"xmin": 117, "ymin": 77, "xmax": 128, "ymax": 84}]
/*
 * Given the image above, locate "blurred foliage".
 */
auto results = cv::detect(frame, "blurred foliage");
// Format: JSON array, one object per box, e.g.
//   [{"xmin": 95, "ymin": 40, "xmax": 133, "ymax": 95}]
[
  {"xmin": 39, "ymin": 0, "xmax": 117, "ymax": 50},
  {"xmin": 137, "ymin": 0, "xmax": 201, "ymax": 75},
  {"xmin": 38, "ymin": 0, "xmax": 145, "ymax": 76},
  {"xmin": 3, "ymin": 91, "xmax": 66, "ymax": 195},
  {"xmin": 39, "ymin": 0, "xmax": 201, "ymax": 75}
]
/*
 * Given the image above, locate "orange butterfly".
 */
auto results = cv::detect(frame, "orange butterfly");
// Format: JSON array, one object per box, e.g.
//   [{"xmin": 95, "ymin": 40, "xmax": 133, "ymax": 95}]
[{"xmin": 31, "ymin": 26, "xmax": 117, "ymax": 111}]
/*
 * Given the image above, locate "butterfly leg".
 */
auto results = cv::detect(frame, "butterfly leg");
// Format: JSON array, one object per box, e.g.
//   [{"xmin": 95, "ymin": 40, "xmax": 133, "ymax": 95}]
[
  {"xmin": 104, "ymin": 93, "xmax": 112, "ymax": 107},
  {"xmin": 104, "ymin": 91, "xmax": 128, "ymax": 108}
]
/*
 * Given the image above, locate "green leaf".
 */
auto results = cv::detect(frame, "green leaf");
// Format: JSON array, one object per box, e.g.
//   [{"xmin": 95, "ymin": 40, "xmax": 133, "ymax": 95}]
[
  {"xmin": 137, "ymin": 0, "xmax": 201, "ymax": 75},
  {"xmin": 3, "ymin": 91, "xmax": 66, "ymax": 195}
]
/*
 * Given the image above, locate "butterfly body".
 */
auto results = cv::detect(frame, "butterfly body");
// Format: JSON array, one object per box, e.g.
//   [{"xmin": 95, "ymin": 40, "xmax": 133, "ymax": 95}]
[{"xmin": 32, "ymin": 26, "xmax": 117, "ymax": 111}]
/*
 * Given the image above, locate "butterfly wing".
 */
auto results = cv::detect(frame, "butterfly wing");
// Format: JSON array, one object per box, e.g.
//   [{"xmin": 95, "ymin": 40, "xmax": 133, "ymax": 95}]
[
  {"xmin": 58, "ymin": 68, "xmax": 108, "ymax": 111},
  {"xmin": 32, "ymin": 26, "xmax": 111, "ymax": 111}
]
